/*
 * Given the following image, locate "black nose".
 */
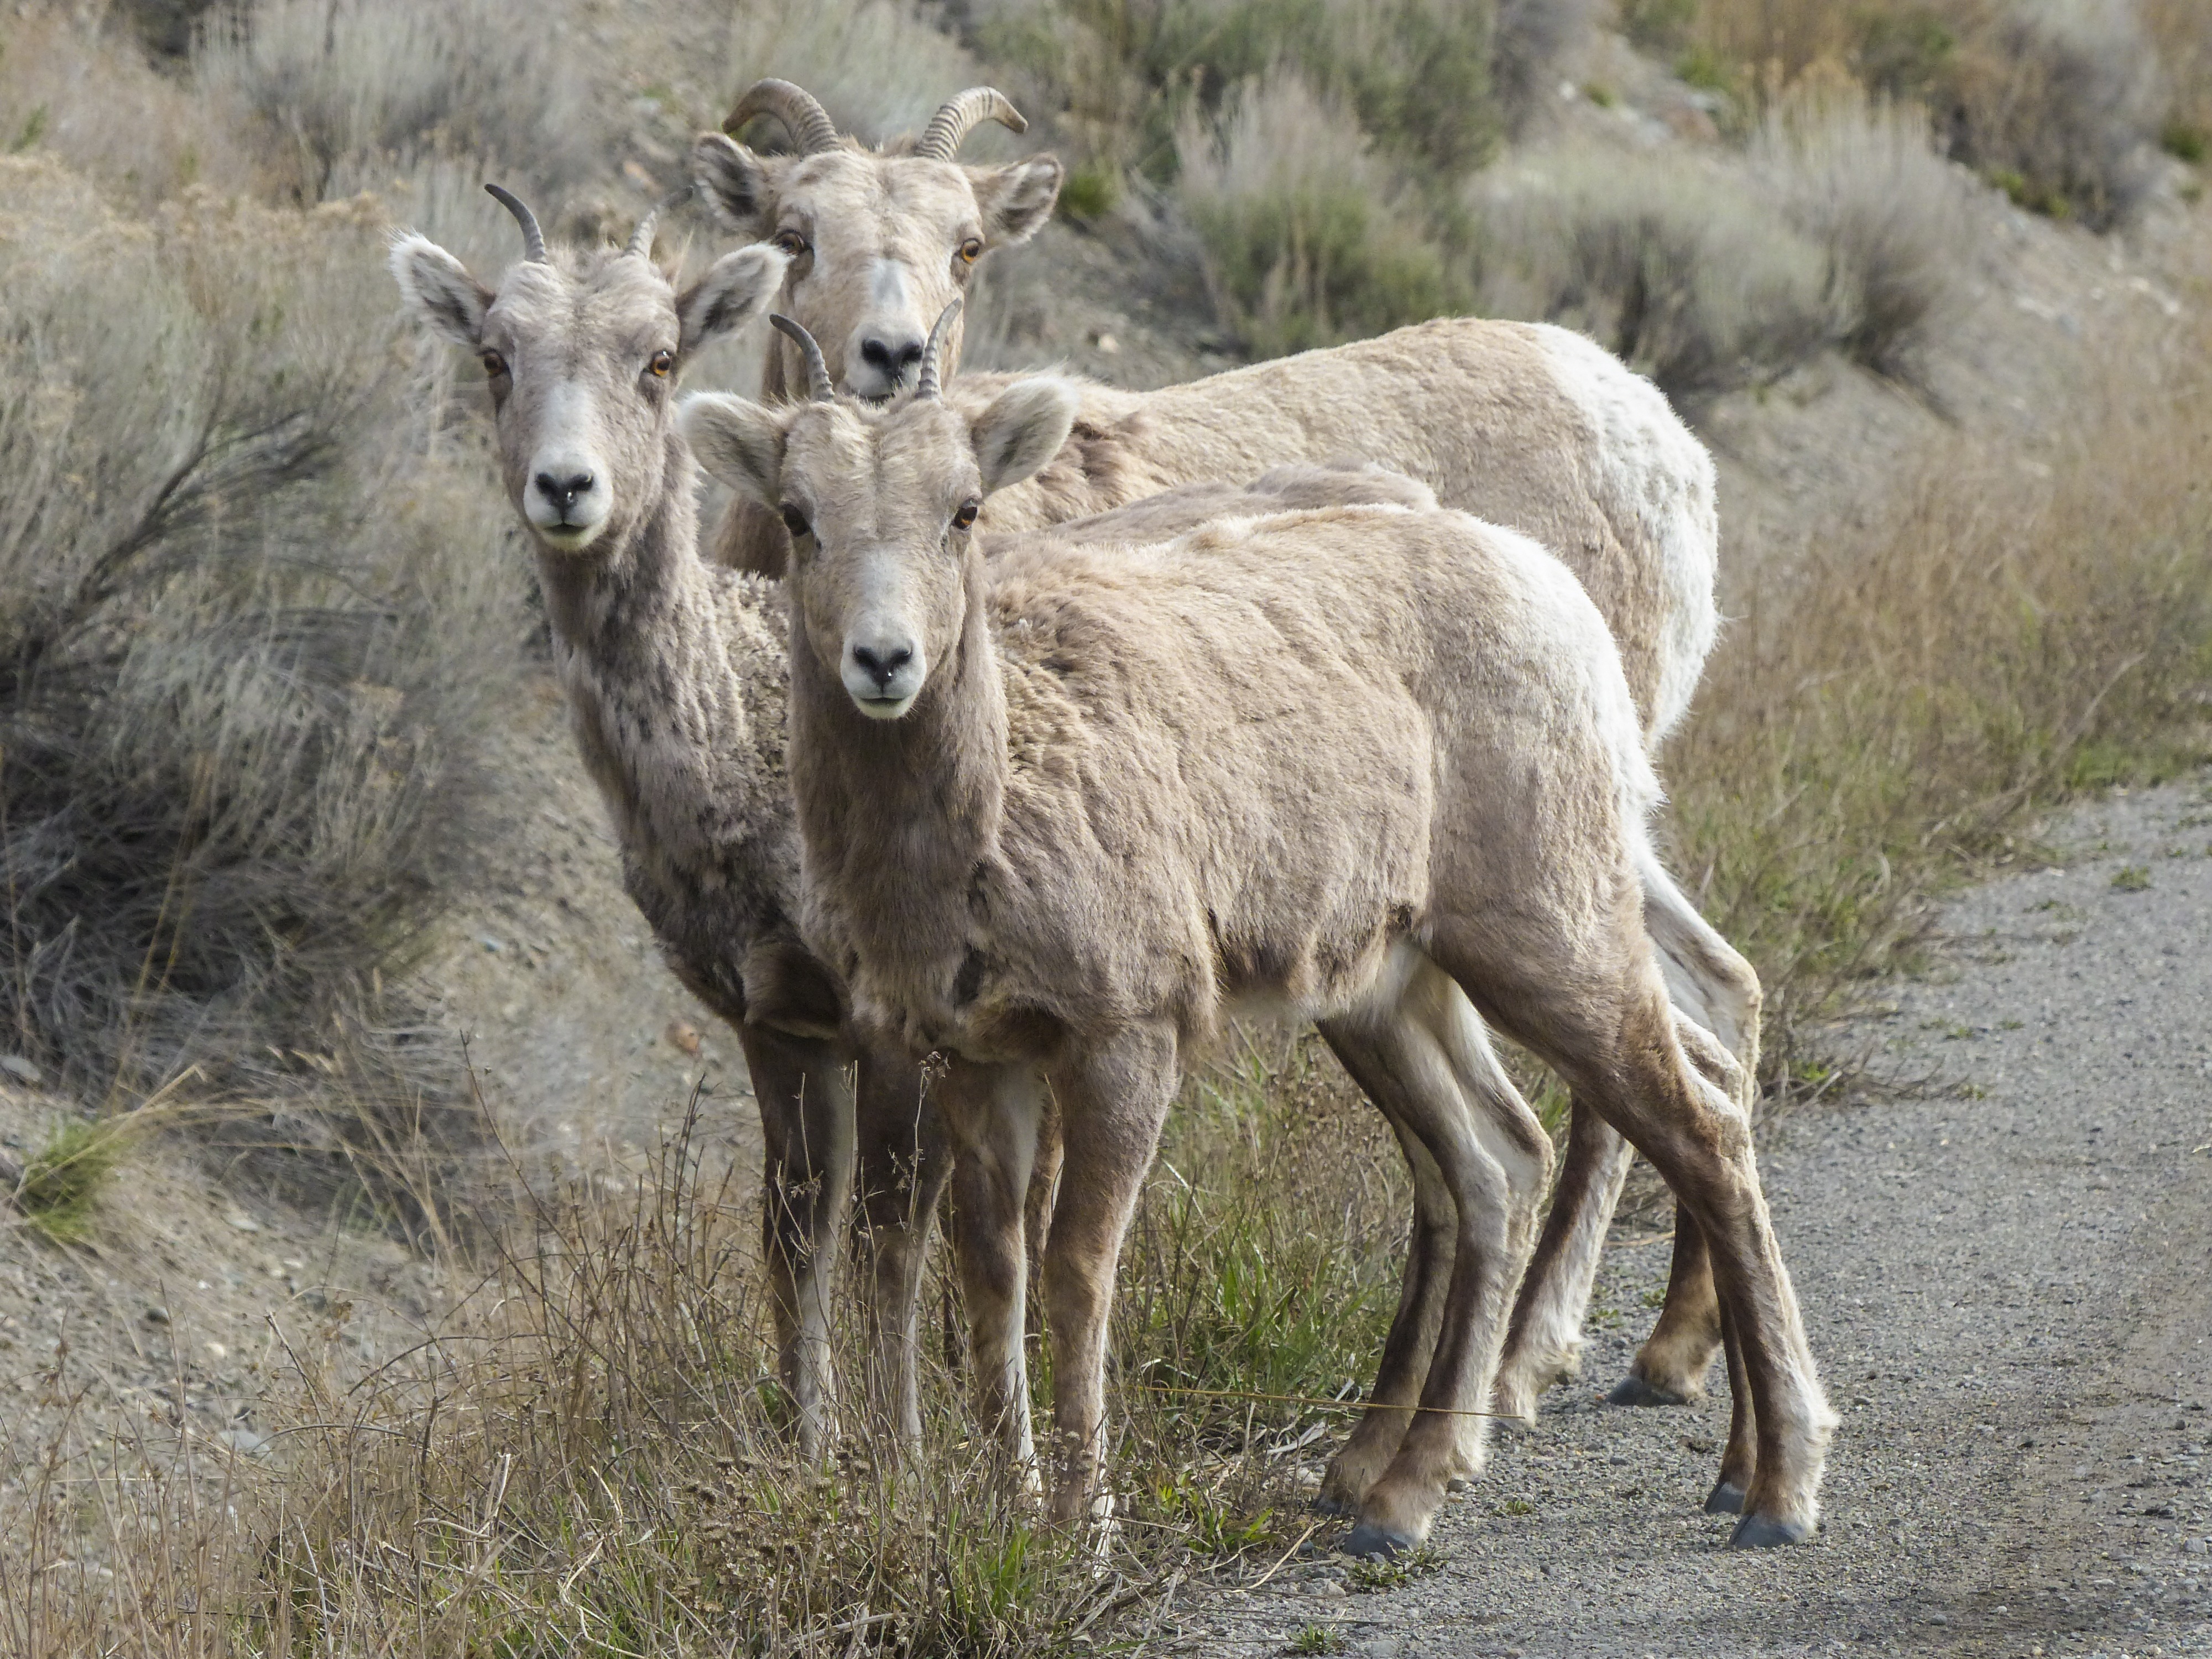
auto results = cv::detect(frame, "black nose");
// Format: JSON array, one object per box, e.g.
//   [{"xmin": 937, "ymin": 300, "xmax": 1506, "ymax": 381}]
[
  {"xmin": 850, "ymin": 642, "xmax": 912, "ymax": 691},
  {"xmin": 859, "ymin": 335, "xmax": 925, "ymax": 385},
  {"xmin": 534, "ymin": 471, "xmax": 594, "ymax": 512}
]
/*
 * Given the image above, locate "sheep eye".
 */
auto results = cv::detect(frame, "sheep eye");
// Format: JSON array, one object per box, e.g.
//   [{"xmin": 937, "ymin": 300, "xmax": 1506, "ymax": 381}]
[
  {"xmin": 479, "ymin": 349, "xmax": 508, "ymax": 378},
  {"xmin": 951, "ymin": 498, "xmax": 979, "ymax": 531},
  {"xmin": 957, "ymin": 238, "xmax": 982, "ymax": 266},
  {"xmin": 780, "ymin": 504, "xmax": 812, "ymax": 538},
  {"xmin": 648, "ymin": 349, "xmax": 675, "ymax": 379},
  {"xmin": 772, "ymin": 229, "xmax": 810, "ymax": 259}
]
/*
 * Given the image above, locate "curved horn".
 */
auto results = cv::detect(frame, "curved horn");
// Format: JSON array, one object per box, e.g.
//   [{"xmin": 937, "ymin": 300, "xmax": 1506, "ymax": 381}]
[
  {"xmin": 625, "ymin": 187, "xmax": 688, "ymax": 259},
  {"xmin": 724, "ymin": 78, "xmax": 839, "ymax": 156},
  {"xmin": 769, "ymin": 314, "xmax": 834, "ymax": 403},
  {"xmin": 912, "ymin": 87, "xmax": 1027, "ymax": 161},
  {"xmin": 914, "ymin": 299, "xmax": 961, "ymax": 400},
  {"xmin": 484, "ymin": 183, "xmax": 547, "ymax": 262}
]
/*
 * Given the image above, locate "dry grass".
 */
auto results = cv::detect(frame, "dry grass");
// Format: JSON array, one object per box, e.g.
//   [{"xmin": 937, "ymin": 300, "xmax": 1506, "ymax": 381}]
[
  {"xmin": 1666, "ymin": 302, "xmax": 2212, "ymax": 1077},
  {"xmin": 0, "ymin": 154, "xmax": 528, "ymax": 1140},
  {"xmin": 1, "ymin": 1060, "xmax": 1407, "ymax": 1655},
  {"xmin": 726, "ymin": 0, "xmax": 988, "ymax": 149},
  {"xmin": 1751, "ymin": 76, "xmax": 1970, "ymax": 383},
  {"xmin": 1175, "ymin": 71, "xmax": 1465, "ymax": 356},
  {"xmin": 193, "ymin": 0, "xmax": 595, "ymax": 203}
]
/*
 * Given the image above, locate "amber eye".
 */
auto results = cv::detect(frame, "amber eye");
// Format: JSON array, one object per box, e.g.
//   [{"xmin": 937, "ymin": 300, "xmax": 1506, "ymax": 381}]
[
  {"xmin": 957, "ymin": 238, "xmax": 982, "ymax": 265},
  {"xmin": 772, "ymin": 228, "xmax": 810, "ymax": 259},
  {"xmin": 648, "ymin": 349, "xmax": 675, "ymax": 378},
  {"xmin": 479, "ymin": 349, "xmax": 508, "ymax": 378},
  {"xmin": 951, "ymin": 498, "xmax": 979, "ymax": 531},
  {"xmin": 780, "ymin": 504, "xmax": 812, "ymax": 539}
]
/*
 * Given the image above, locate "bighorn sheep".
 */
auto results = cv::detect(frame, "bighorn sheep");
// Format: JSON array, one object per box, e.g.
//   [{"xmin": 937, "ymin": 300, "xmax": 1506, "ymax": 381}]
[
  {"xmin": 691, "ymin": 81, "xmax": 1754, "ymax": 1420},
  {"xmin": 679, "ymin": 312, "xmax": 1834, "ymax": 1553},
  {"xmin": 388, "ymin": 190, "xmax": 953, "ymax": 1457},
  {"xmin": 383, "ymin": 190, "xmax": 1504, "ymax": 1478}
]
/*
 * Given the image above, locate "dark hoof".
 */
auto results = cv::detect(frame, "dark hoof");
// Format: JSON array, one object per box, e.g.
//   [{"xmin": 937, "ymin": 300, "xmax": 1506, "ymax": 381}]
[
  {"xmin": 1703, "ymin": 1479, "xmax": 1747, "ymax": 1515},
  {"xmin": 1608, "ymin": 1373, "xmax": 1690, "ymax": 1408},
  {"xmin": 1343, "ymin": 1521, "xmax": 1414, "ymax": 1560},
  {"xmin": 1728, "ymin": 1512, "xmax": 1814, "ymax": 1549},
  {"xmin": 1312, "ymin": 1491, "xmax": 1354, "ymax": 1517}
]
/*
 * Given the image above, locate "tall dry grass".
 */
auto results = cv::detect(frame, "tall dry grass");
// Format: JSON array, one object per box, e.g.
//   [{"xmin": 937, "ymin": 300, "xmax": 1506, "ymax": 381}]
[
  {"xmin": 2, "ymin": 1060, "xmax": 1408, "ymax": 1655},
  {"xmin": 1667, "ymin": 300, "xmax": 2212, "ymax": 1072}
]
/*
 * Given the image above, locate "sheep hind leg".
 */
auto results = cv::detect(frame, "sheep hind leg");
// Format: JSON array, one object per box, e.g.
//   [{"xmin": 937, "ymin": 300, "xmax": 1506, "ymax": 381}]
[
  {"xmin": 1313, "ymin": 1021, "xmax": 1463, "ymax": 1515},
  {"xmin": 1335, "ymin": 956, "xmax": 1553, "ymax": 1558}
]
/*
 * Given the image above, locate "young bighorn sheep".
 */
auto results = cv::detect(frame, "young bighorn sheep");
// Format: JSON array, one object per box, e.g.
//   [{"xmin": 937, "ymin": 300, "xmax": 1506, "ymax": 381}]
[
  {"xmin": 691, "ymin": 82, "xmax": 1751, "ymax": 1422},
  {"xmin": 385, "ymin": 192, "xmax": 1496, "ymax": 1475},
  {"xmin": 681, "ymin": 312, "xmax": 1835, "ymax": 1553},
  {"xmin": 388, "ymin": 189, "xmax": 955, "ymax": 1457}
]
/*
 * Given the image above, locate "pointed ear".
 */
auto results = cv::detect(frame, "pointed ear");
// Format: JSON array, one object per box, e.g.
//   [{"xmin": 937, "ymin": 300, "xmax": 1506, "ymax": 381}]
[
  {"xmin": 691, "ymin": 133, "xmax": 778, "ymax": 236},
  {"xmin": 389, "ymin": 233, "xmax": 492, "ymax": 346},
  {"xmin": 681, "ymin": 392, "xmax": 791, "ymax": 507},
  {"xmin": 970, "ymin": 154, "xmax": 1064, "ymax": 248},
  {"xmin": 971, "ymin": 377, "xmax": 1079, "ymax": 495},
  {"xmin": 676, "ymin": 244, "xmax": 789, "ymax": 356}
]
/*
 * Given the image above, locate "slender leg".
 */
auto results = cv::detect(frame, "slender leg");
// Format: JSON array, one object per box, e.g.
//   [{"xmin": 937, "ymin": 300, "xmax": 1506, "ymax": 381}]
[
  {"xmin": 735, "ymin": 1024, "xmax": 858, "ymax": 1462},
  {"xmin": 1703, "ymin": 1295, "xmax": 1756, "ymax": 1514},
  {"xmin": 1496, "ymin": 848, "xmax": 1765, "ymax": 1418},
  {"xmin": 1335, "ymin": 955, "xmax": 1553, "ymax": 1557},
  {"xmin": 851, "ymin": 1039, "xmax": 951, "ymax": 1450},
  {"xmin": 938, "ymin": 1059, "xmax": 1046, "ymax": 1474},
  {"xmin": 1493, "ymin": 1097, "xmax": 1634, "ymax": 1420},
  {"xmin": 1314, "ymin": 1031, "xmax": 1460, "ymax": 1514},
  {"xmin": 1037, "ymin": 1025, "xmax": 1181, "ymax": 1525}
]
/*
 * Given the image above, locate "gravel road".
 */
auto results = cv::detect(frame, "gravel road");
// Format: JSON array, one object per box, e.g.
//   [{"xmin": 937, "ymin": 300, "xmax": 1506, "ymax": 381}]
[{"xmin": 1194, "ymin": 777, "xmax": 2212, "ymax": 1658}]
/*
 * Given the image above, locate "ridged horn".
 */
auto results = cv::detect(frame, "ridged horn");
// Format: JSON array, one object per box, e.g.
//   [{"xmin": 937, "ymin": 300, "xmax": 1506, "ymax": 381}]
[
  {"xmin": 625, "ymin": 187, "xmax": 688, "ymax": 259},
  {"xmin": 484, "ymin": 183, "xmax": 546, "ymax": 262},
  {"xmin": 914, "ymin": 299, "xmax": 961, "ymax": 400},
  {"xmin": 724, "ymin": 78, "xmax": 839, "ymax": 156},
  {"xmin": 769, "ymin": 315, "xmax": 834, "ymax": 403},
  {"xmin": 912, "ymin": 87, "xmax": 1027, "ymax": 160}
]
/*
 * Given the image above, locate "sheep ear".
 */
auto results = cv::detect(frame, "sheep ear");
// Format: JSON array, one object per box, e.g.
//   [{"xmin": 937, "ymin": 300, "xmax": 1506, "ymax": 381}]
[
  {"xmin": 390, "ymin": 233, "xmax": 491, "ymax": 346},
  {"xmin": 681, "ymin": 392, "xmax": 789, "ymax": 507},
  {"xmin": 691, "ymin": 133, "xmax": 777, "ymax": 236},
  {"xmin": 971, "ymin": 377, "xmax": 1079, "ymax": 495},
  {"xmin": 676, "ymin": 244, "xmax": 789, "ymax": 356},
  {"xmin": 970, "ymin": 154, "xmax": 1063, "ymax": 247}
]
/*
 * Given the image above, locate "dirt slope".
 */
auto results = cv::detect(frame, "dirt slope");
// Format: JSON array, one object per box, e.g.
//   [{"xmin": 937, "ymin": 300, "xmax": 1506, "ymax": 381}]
[{"xmin": 1196, "ymin": 777, "xmax": 2212, "ymax": 1657}]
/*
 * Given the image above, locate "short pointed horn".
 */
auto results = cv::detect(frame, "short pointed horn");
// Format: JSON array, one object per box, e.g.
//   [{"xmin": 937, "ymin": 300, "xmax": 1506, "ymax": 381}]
[
  {"xmin": 484, "ymin": 183, "xmax": 547, "ymax": 262},
  {"xmin": 724, "ymin": 78, "xmax": 839, "ymax": 156},
  {"xmin": 915, "ymin": 299, "xmax": 961, "ymax": 400},
  {"xmin": 769, "ymin": 314, "xmax": 834, "ymax": 403},
  {"xmin": 625, "ymin": 187, "xmax": 688, "ymax": 259},
  {"xmin": 912, "ymin": 87, "xmax": 1027, "ymax": 160}
]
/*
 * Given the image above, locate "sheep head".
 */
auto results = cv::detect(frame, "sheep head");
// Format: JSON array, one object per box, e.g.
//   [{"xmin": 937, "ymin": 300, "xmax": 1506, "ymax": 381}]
[
  {"xmin": 692, "ymin": 81, "xmax": 1062, "ymax": 403},
  {"xmin": 389, "ymin": 184, "xmax": 785, "ymax": 554},
  {"xmin": 681, "ymin": 304, "xmax": 1078, "ymax": 719}
]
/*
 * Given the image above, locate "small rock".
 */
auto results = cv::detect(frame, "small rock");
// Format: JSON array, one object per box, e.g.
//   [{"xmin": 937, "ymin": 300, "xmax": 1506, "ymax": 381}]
[
  {"xmin": 665, "ymin": 1020, "xmax": 703, "ymax": 1057},
  {"xmin": 2185, "ymin": 1537, "xmax": 2208, "ymax": 1556},
  {"xmin": 223, "ymin": 1426, "xmax": 271, "ymax": 1457},
  {"xmin": 1358, "ymin": 1639, "xmax": 1402, "ymax": 1658},
  {"xmin": 0, "ymin": 1053, "xmax": 41, "ymax": 1085},
  {"xmin": 223, "ymin": 1207, "xmax": 261, "ymax": 1234},
  {"xmin": 204, "ymin": 1341, "xmax": 227, "ymax": 1361},
  {"xmin": 479, "ymin": 935, "xmax": 505, "ymax": 954},
  {"xmin": 142, "ymin": 1306, "xmax": 169, "ymax": 1326},
  {"xmin": 1094, "ymin": 332, "xmax": 1119, "ymax": 355}
]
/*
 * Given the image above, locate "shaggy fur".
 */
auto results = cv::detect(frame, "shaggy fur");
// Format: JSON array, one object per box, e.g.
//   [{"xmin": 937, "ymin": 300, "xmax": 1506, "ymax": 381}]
[
  {"xmin": 685, "ymin": 380, "xmax": 1834, "ymax": 1553},
  {"xmin": 389, "ymin": 221, "xmax": 953, "ymax": 1454}
]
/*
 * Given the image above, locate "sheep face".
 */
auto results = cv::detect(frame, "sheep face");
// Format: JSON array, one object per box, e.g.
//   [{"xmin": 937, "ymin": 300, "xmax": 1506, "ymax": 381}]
[
  {"xmin": 391, "ymin": 224, "xmax": 784, "ymax": 554},
  {"xmin": 692, "ymin": 134, "xmax": 1060, "ymax": 402},
  {"xmin": 681, "ymin": 374, "xmax": 1079, "ymax": 719}
]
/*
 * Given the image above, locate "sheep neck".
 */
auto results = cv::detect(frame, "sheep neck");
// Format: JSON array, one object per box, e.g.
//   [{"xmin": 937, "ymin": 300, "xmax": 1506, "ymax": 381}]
[{"xmin": 789, "ymin": 546, "xmax": 1005, "ymax": 1037}]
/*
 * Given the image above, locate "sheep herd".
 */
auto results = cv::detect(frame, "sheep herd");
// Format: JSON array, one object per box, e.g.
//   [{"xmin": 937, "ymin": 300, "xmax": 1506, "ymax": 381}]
[{"xmin": 388, "ymin": 79, "xmax": 1834, "ymax": 1559}]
